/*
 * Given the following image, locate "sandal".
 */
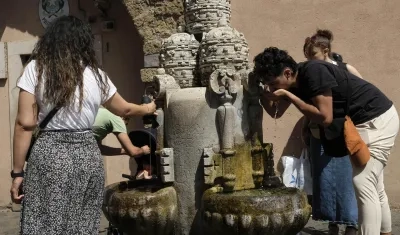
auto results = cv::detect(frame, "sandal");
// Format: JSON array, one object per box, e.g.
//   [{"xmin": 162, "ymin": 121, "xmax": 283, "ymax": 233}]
[
  {"xmin": 344, "ymin": 226, "xmax": 357, "ymax": 235},
  {"xmin": 328, "ymin": 224, "xmax": 339, "ymax": 235}
]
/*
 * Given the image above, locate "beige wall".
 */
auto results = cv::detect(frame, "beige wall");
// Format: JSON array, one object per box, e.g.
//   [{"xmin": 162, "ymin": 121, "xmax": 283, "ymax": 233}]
[
  {"xmin": 231, "ymin": 0, "xmax": 400, "ymax": 207},
  {"xmin": 1, "ymin": 0, "xmax": 400, "ymax": 208},
  {"xmin": 0, "ymin": 0, "xmax": 143, "ymax": 207}
]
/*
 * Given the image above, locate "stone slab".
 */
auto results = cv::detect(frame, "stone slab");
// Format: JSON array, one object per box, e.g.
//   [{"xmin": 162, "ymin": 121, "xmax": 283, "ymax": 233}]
[
  {"xmin": 159, "ymin": 148, "xmax": 175, "ymax": 183},
  {"xmin": 144, "ymin": 53, "xmax": 160, "ymax": 68}
]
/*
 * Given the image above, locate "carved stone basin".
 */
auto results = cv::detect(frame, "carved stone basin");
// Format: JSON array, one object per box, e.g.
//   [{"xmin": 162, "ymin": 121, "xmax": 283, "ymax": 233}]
[
  {"xmin": 202, "ymin": 186, "xmax": 311, "ymax": 235},
  {"xmin": 102, "ymin": 180, "xmax": 178, "ymax": 235}
]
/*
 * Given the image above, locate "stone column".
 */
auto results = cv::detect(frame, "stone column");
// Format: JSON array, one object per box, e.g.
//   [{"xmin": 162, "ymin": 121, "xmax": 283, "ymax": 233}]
[{"xmin": 121, "ymin": 0, "xmax": 185, "ymax": 83}]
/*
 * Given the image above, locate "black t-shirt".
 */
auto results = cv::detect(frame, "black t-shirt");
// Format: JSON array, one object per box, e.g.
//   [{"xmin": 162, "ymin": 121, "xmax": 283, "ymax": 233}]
[{"xmin": 292, "ymin": 60, "xmax": 392, "ymax": 125}]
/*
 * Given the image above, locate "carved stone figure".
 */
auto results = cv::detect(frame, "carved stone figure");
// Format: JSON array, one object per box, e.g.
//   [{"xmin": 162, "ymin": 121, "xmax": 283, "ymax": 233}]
[
  {"xmin": 199, "ymin": 19, "xmax": 249, "ymax": 87},
  {"xmin": 153, "ymin": 68, "xmax": 181, "ymax": 98},
  {"xmin": 185, "ymin": 0, "xmax": 231, "ymax": 35},
  {"xmin": 160, "ymin": 28, "xmax": 200, "ymax": 88}
]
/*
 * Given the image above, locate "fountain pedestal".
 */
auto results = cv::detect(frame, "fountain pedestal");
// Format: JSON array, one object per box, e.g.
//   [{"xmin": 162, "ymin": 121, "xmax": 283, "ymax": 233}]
[
  {"xmin": 103, "ymin": 181, "xmax": 177, "ymax": 235},
  {"xmin": 202, "ymin": 187, "xmax": 311, "ymax": 235}
]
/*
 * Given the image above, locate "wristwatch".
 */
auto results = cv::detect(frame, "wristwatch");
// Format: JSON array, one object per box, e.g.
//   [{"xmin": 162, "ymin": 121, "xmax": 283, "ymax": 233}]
[{"xmin": 10, "ymin": 170, "xmax": 24, "ymax": 178}]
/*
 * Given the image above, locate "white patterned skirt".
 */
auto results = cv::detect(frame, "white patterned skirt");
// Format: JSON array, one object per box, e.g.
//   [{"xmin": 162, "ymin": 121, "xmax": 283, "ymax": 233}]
[{"xmin": 20, "ymin": 130, "xmax": 104, "ymax": 235}]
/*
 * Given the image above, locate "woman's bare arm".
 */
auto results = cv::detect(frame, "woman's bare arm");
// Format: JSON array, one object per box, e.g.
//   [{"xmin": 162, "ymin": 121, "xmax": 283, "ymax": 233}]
[
  {"xmin": 285, "ymin": 89, "xmax": 333, "ymax": 127},
  {"xmin": 103, "ymin": 92, "xmax": 156, "ymax": 118},
  {"xmin": 13, "ymin": 90, "xmax": 37, "ymax": 173},
  {"xmin": 346, "ymin": 64, "xmax": 363, "ymax": 79}
]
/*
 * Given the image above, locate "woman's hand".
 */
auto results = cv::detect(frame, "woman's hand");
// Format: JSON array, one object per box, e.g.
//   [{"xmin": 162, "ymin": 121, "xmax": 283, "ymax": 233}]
[
  {"xmin": 10, "ymin": 177, "xmax": 24, "ymax": 204},
  {"xmin": 263, "ymin": 89, "xmax": 289, "ymax": 101},
  {"xmin": 273, "ymin": 89, "xmax": 289, "ymax": 98},
  {"xmin": 104, "ymin": 92, "xmax": 158, "ymax": 117},
  {"xmin": 144, "ymin": 101, "xmax": 157, "ymax": 115},
  {"xmin": 141, "ymin": 145, "xmax": 151, "ymax": 155}
]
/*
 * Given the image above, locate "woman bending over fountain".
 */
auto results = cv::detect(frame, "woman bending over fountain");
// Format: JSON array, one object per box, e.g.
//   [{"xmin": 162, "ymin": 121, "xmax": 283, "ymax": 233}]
[
  {"xmin": 254, "ymin": 47, "xmax": 398, "ymax": 235},
  {"xmin": 301, "ymin": 29, "xmax": 362, "ymax": 235},
  {"xmin": 9, "ymin": 16, "xmax": 156, "ymax": 235}
]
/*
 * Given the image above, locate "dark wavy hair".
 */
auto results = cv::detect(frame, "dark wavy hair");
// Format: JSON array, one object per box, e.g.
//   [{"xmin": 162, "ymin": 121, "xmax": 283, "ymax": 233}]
[
  {"xmin": 253, "ymin": 47, "xmax": 298, "ymax": 83},
  {"xmin": 31, "ymin": 15, "xmax": 109, "ymax": 109}
]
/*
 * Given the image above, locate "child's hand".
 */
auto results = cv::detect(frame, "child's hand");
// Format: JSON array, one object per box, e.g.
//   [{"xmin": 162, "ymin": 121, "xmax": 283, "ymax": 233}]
[{"xmin": 141, "ymin": 145, "xmax": 151, "ymax": 155}]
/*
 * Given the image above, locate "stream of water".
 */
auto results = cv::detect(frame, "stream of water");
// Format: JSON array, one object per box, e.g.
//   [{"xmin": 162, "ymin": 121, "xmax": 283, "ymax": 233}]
[{"xmin": 273, "ymin": 101, "xmax": 279, "ymax": 139}]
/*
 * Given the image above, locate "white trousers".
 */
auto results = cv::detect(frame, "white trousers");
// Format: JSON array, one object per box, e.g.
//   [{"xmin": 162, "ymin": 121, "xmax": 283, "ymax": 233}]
[{"xmin": 354, "ymin": 105, "xmax": 399, "ymax": 234}]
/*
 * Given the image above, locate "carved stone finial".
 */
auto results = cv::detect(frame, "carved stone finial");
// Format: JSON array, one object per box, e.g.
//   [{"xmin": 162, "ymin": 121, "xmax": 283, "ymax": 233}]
[
  {"xmin": 159, "ymin": 32, "xmax": 200, "ymax": 88},
  {"xmin": 185, "ymin": 0, "xmax": 231, "ymax": 35},
  {"xmin": 217, "ymin": 17, "xmax": 228, "ymax": 27},
  {"xmin": 199, "ymin": 25, "xmax": 249, "ymax": 86}
]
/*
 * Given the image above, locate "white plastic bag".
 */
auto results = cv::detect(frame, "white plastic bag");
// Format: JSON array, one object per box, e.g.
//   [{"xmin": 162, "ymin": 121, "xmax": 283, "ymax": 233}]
[{"xmin": 281, "ymin": 148, "xmax": 313, "ymax": 195}]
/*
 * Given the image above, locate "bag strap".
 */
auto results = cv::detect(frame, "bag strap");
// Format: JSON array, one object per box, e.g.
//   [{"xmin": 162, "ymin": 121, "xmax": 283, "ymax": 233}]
[
  {"xmin": 345, "ymin": 73, "xmax": 352, "ymax": 115},
  {"xmin": 38, "ymin": 107, "xmax": 60, "ymax": 129}
]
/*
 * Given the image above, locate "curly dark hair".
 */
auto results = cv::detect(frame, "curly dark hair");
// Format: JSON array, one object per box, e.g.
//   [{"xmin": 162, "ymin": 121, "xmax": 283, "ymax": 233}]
[
  {"xmin": 253, "ymin": 47, "xmax": 298, "ymax": 83},
  {"xmin": 31, "ymin": 15, "xmax": 109, "ymax": 109}
]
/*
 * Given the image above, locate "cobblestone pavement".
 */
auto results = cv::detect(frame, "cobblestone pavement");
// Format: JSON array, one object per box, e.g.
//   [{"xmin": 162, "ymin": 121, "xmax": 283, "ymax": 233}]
[{"xmin": 1, "ymin": 209, "xmax": 400, "ymax": 234}]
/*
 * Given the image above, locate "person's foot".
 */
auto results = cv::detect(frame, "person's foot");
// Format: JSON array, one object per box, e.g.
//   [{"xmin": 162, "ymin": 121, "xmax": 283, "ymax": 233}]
[
  {"xmin": 344, "ymin": 226, "xmax": 357, "ymax": 235},
  {"xmin": 143, "ymin": 170, "xmax": 152, "ymax": 179},
  {"xmin": 136, "ymin": 170, "xmax": 145, "ymax": 180},
  {"xmin": 135, "ymin": 170, "xmax": 152, "ymax": 180},
  {"xmin": 328, "ymin": 224, "xmax": 339, "ymax": 235}
]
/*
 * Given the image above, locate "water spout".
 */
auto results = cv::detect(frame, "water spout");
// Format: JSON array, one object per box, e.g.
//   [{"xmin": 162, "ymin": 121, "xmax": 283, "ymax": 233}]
[{"xmin": 262, "ymin": 143, "xmax": 283, "ymax": 188}]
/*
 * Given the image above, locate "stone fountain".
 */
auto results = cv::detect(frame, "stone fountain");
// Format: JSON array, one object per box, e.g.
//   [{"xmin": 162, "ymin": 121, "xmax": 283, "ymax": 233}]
[{"xmin": 102, "ymin": 0, "xmax": 311, "ymax": 234}]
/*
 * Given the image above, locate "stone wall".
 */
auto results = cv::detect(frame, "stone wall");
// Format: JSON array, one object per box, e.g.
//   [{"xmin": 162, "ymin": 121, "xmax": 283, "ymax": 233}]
[{"xmin": 121, "ymin": 0, "xmax": 184, "ymax": 83}]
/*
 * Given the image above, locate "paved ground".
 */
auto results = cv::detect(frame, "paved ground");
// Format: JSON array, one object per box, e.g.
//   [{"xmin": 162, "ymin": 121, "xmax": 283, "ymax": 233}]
[{"xmin": 1, "ymin": 209, "xmax": 400, "ymax": 234}]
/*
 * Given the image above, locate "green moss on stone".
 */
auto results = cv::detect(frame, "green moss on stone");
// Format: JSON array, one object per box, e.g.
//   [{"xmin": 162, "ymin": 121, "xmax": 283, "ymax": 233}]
[
  {"xmin": 202, "ymin": 187, "xmax": 311, "ymax": 217},
  {"xmin": 140, "ymin": 68, "xmax": 159, "ymax": 83},
  {"xmin": 231, "ymin": 142, "xmax": 256, "ymax": 191}
]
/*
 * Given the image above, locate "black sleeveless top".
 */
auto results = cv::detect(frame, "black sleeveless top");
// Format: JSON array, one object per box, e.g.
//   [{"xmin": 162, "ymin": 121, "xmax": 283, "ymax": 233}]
[{"xmin": 336, "ymin": 61, "xmax": 348, "ymax": 71}]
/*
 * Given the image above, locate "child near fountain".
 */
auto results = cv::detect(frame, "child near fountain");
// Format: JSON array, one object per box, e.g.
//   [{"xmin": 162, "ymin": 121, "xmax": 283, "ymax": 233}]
[{"xmin": 92, "ymin": 107, "xmax": 153, "ymax": 179}]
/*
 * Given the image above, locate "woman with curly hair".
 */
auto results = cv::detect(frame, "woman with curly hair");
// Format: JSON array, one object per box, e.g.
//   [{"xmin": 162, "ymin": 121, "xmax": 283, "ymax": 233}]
[
  {"xmin": 301, "ymin": 29, "xmax": 361, "ymax": 235},
  {"xmin": 254, "ymin": 46, "xmax": 397, "ymax": 235},
  {"xmin": 9, "ymin": 16, "xmax": 156, "ymax": 234}
]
